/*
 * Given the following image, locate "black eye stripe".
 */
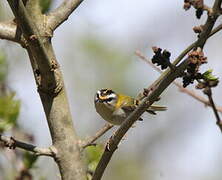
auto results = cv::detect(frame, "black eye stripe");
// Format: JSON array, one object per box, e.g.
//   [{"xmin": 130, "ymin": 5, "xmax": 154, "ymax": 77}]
[{"xmin": 106, "ymin": 97, "xmax": 114, "ymax": 102}]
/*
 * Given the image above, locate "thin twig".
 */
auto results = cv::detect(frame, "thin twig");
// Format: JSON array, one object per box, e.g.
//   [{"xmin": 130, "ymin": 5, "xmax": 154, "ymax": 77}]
[
  {"xmin": 47, "ymin": 0, "xmax": 85, "ymax": 31},
  {"xmin": 81, "ymin": 123, "xmax": 114, "ymax": 149},
  {"xmin": 135, "ymin": 50, "xmax": 222, "ymax": 113},
  {"xmin": 92, "ymin": 1, "xmax": 222, "ymax": 179},
  {"xmin": 204, "ymin": 88, "xmax": 222, "ymax": 132},
  {"xmin": 0, "ymin": 135, "xmax": 56, "ymax": 157}
]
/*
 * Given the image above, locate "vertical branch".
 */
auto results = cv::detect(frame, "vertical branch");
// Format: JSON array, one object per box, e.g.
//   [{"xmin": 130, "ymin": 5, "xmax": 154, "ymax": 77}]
[{"xmin": 6, "ymin": 0, "xmax": 86, "ymax": 179}]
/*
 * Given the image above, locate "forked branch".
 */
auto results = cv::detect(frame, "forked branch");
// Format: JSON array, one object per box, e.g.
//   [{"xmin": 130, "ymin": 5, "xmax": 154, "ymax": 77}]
[{"xmin": 81, "ymin": 123, "xmax": 114, "ymax": 149}]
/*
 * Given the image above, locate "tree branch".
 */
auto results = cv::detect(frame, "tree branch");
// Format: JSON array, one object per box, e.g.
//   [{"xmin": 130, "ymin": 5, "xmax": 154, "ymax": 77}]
[
  {"xmin": 0, "ymin": 134, "xmax": 56, "ymax": 157},
  {"xmin": 92, "ymin": 58, "xmax": 189, "ymax": 180},
  {"xmin": 135, "ymin": 50, "xmax": 222, "ymax": 113},
  {"xmin": 0, "ymin": 21, "xmax": 24, "ymax": 44},
  {"xmin": 149, "ymin": 21, "xmax": 222, "ymax": 91},
  {"xmin": 6, "ymin": 0, "xmax": 86, "ymax": 179},
  {"xmin": 80, "ymin": 123, "xmax": 114, "ymax": 149},
  {"xmin": 92, "ymin": 1, "xmax": 222, "ymax": 179},
  {"xmin": 47, "ymin": 0, "xmax": 85, "ymax": 31}
]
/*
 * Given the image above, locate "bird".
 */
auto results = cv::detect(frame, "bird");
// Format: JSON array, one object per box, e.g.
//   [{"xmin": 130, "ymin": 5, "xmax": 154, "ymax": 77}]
[{"xmin": 94, "ymin": 88, "xmax": 167, "ymax": 125}]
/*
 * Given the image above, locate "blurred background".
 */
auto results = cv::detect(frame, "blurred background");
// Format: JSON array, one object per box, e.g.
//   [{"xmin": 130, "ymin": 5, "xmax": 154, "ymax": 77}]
[{"xmin": 0, "ymin": 0, "xmax": 222, "ymax": 179}]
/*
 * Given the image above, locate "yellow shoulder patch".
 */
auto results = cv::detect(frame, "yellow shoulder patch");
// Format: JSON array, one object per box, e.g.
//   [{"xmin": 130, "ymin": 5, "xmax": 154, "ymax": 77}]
[{"xmin": 116, "ymin": 94, "xmax": 134, "ymax": 109}]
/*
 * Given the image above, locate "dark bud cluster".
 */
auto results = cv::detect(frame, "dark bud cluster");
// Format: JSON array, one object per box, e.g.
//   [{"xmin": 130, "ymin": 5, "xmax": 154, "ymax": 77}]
[
  {"xmin": 182, "ymin": 48, "xmax": 207, "ymax": 87},
  {"xmin": 151, "ymin": 47, "xmax": 171, "ymax": 70},
  {"xmin": 182, "ymin": 72, "xmax": 202, "ymax": 87},
  {"xmin": 183, "ymin": 0, "xmax": 204, "ymax": 19}
]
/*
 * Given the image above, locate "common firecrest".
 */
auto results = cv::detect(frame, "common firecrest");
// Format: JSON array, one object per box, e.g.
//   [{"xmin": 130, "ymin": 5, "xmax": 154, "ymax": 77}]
[{"xmin": 94, "ymin": 89, "xmax": 167, "ymax": 125}]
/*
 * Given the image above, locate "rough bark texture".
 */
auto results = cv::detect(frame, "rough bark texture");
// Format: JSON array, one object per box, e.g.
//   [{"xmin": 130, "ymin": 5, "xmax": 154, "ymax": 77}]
[{"xmin": 6, "ymin": 0, "xmax": 86, "ymax": 179}]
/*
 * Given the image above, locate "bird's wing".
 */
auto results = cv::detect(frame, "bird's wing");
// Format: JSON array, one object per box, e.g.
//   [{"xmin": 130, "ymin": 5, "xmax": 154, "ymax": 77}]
[
  {"xmin": 121, "ymin": 105, "xmax": 136, "ymax": 112},
  {"xmin": 121, "ymin": 105, "xmax": 143, "ymax": 121}
]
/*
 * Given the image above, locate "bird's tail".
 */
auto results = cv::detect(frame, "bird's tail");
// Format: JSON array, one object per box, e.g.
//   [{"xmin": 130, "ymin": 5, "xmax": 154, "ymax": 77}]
[{"xmin": 146, "ymin": 105, "xmax": 167, "ymax": 115}]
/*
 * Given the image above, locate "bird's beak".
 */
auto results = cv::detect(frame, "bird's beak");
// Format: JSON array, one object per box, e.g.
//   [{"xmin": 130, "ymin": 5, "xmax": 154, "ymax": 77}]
[{"xmin": 95, "ymin": 98, "xmax": 101, "ymax": 103}]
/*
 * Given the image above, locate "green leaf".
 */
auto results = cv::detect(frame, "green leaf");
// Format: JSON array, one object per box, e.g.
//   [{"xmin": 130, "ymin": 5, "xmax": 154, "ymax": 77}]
[
  {"xmin": 202, "ymin": 69, "xmax": 218, "ymax": 81},
  {"xmin": 0, "ymin": 93, "xmax": 20, "ymax": 133},
  {"xmin": 85, "ymin": 145, "xmax": 103, "ymax": 171},
  {"xmin": 23, "ymin": 152, "xmax": 38, "ymax": 169}
]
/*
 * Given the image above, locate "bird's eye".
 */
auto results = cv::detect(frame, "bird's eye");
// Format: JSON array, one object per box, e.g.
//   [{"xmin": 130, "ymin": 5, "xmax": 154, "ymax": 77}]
[{"xmin": 106, "ymin": 97, "xmax": 114, "ymax": 102}]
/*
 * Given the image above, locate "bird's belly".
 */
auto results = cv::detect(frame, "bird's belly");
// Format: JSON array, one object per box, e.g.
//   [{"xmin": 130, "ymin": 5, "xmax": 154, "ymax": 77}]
[
  {"xmin": 111, "ymin": 115, "xmax": 125, "ymax": 125},
  {"xmin": 95, "ymin": 104, "xmax": 125, "ymax": 125}
]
